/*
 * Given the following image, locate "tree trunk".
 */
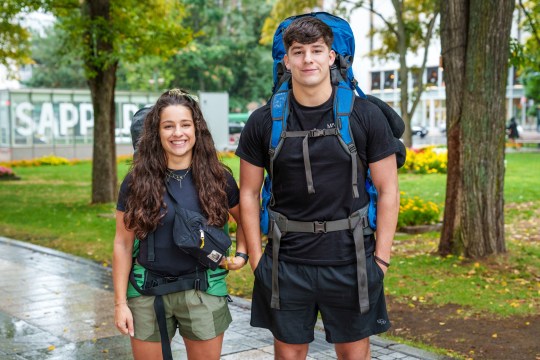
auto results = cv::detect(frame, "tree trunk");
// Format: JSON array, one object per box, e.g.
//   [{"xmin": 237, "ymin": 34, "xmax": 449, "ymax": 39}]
[
  {"xmin": 439, "ymin": 0, "xmax": 467, "ymax": 255},
  {"xmin": 439, "ymin": 0, "xmax": 513, "ymax": 257},
  {"xmin": 84, "ymin": 0, "xmax": 118, "ymax": 204},
  {"xmin": 88, "ymin": 67, "xmax": 117, "ymax": 204}
]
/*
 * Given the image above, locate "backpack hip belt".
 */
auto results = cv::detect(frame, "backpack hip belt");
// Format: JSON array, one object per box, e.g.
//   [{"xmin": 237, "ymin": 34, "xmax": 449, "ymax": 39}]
[
  {"xmin": 267, "ymin": 205, "xmax": 374, "ymax": 315},
  {"xmin": 129, "ymin": 264, "xmax": 209, "ymax": 296},
  {"xmin": 129, "ymin": 264, "xmax": 209, "ymax": 360}
]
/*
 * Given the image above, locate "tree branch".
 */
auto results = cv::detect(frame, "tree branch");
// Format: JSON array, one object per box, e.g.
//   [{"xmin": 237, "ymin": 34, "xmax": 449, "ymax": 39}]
[
  {"xmin": 347, "ymin": 0, "xmax": 399, "ymax": 37},
  {"xmin": 518, "ymin": 0, "xmax": 540, "ymax": 47},
  {"xmin": 409, "ymin": 12, "xmax": 439, "ymax": 118}
]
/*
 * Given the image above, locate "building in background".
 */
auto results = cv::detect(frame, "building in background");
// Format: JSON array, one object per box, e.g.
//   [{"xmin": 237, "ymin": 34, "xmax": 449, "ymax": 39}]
[
  {"xmin": 347, "ymin": 0, "xmax": 530, "ymax": 132},
  {"xmin": 0, "ymin": 89, "xmax": 230, "ymax": 161}
]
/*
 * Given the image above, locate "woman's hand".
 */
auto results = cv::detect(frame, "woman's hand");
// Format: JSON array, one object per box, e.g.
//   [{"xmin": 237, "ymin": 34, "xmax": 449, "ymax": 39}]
[
  {"xmin": 219, "ymin": 253, "xmax": 248, "ymax": 270},
  {"xmin": 114, "ymin": 303, "xmax": 134, "ymax": 337}
]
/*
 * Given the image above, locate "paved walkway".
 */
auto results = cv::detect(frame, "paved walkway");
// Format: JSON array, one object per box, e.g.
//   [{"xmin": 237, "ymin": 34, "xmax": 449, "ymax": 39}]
[{"xmin": 0, "ymin": 237, "xmax": 444, "ymax": 360}]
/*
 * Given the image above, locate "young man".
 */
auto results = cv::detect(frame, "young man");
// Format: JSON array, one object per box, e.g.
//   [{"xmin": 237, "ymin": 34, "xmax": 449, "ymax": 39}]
[{"xmin": 236, "ymin": 16, "xmax": 399, "ymax": 359}]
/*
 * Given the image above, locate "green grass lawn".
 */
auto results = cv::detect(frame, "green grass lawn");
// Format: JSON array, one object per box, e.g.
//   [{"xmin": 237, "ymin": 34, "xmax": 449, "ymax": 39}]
[{"xmin": 0, "ymin": 153, "xmax": 538, "ymax": 319}]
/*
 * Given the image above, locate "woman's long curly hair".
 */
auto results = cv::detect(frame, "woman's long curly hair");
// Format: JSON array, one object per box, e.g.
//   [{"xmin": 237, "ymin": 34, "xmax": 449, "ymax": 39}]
[{"xmin": 123, "ymin": 89, "xmax": 229, "ymax": 240}]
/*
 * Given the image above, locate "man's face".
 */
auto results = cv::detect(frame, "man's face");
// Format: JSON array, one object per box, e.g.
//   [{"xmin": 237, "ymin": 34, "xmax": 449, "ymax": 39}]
[{"xmin": 284, "ymin": 38, "xmax": 335, "ymax": 90}]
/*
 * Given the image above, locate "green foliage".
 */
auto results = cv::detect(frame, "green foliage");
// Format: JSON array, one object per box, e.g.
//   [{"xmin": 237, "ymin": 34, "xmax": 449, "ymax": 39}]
[
  {"xmin": 16, "ymin": 1, "xmax": 274, "ymax": 111},
  {"xmin": 165, "ymin": 0, "xmax": 274, "ymax": 110},
  {"xmin": 509, "ymin": 37, "xmax": 526, "ymax": 69},
  {"xmin": 522, "ymin": 71, "xmax": 540, "ymax": 102},
  {"xmin": 22, "ymin": 26, "xmax": 87, "ymax": 88},
  {"xmin": 116, "ymin": 55, "xmax": 176, "ymax": 92},
  {"xmin": 0, "ymin": 0, "xmax": 44, "ymax": 69},
  {"xmin": 517, "ymin": 0, "xmax": 540, "ymax": 71},
  {"xmin": 366, "ymin": 0, "xmax": 439, "ymax": 61},
  {"xmin": 48, "ymin": 0, "xmax": 193, "ymax": 80},
  {"xmin": 514, "ymin": 1, "xmax": 540, "ymax": 108},
  {"xmin": 259, "ymin": 0, "xmax": 320, "ymax": 45}
]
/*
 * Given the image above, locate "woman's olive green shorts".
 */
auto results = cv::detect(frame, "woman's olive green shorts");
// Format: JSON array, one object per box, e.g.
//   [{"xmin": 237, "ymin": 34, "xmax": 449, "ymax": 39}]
[{"xmin": 127, "ymin": 289, "xmax": 232, "ymax": 342}]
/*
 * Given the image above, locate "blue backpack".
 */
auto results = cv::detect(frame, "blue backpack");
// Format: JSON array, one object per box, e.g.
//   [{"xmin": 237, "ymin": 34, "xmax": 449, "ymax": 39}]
[{"xmin": 260, "ymin": 12, "xmax": 405, "ymax": 235}]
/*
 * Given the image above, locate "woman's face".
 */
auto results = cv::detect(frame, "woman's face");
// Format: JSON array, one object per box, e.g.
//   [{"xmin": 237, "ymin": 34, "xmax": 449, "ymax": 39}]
[{"xmin": 159, "ymin": 105, "xmax": 196, "ymax": 168}]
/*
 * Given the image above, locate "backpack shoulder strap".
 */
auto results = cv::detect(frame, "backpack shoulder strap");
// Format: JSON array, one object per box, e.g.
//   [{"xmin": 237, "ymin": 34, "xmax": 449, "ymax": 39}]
[
  {"xmin": 265, "ymin": 81, "xmax": 290, "ymax": 208},
  {"xmin": 269, "ymin": 82, "xmax": 290, "ymax": 164},
  {"xmin": 144, "ymin": 180, "xmax": 181, "ymax": 263},
  {"xmin": 334, "ymin": 82, "xmax": 362, "ymax": 198}
]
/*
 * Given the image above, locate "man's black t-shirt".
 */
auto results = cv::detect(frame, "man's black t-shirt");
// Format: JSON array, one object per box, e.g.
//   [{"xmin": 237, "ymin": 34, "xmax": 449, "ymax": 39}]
[
  {"xmin": 236, "ymin": 89, "xmax": 398, "ymax": 266},
  {"xmin": 117, "ymin": 170, "xmax": 239, "ymax": 276}
]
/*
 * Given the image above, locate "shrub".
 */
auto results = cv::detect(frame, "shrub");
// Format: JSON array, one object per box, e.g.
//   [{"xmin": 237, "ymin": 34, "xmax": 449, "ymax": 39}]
[
  {"xmin": 1, "ymin": 155, "xmax": 72, "ymax": 167},
  {"xmin": 0, "ymin": 155, "xmax": 83, "ymax": 167},
  {"xmin": 0, "ymin": 165, "xmax": 16, "ymax": 178},
  {"xmin": 117, "ymin": 155, "xmax": 133, "ymax": 165},
  {"xmin": 398, "ymin": 191, "xmax": 441, "ymax": 228},
  {"xmin": 219, "ymin": 151, "xmax": 237, "ymax": 159},
  {"xmin": 401, "ymin": 146, "xmax": 447, "ymax": 174},
  {"xmin": 228, "ymin": 219, "xmax": 238, "ymax": 235},
  {"xmin": 35, "ymin": 155, "xmax": 71, "ymax": 166}
]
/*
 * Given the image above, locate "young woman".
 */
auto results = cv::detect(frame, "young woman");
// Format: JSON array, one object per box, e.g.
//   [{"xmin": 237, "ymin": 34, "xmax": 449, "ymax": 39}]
[{"xmin": 113, "ymin": 89, "xmax": 246, "ymax": 360}]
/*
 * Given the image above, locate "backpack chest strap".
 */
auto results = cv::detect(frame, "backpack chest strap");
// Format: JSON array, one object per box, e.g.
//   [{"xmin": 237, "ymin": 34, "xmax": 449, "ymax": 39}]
[
  {"xmin": 281, "ymin": 128, "xmax": 339, "ymax": 194},
  {"xmin": 281, "ymin": 128, "xmax": 339, "ymax": 139}
]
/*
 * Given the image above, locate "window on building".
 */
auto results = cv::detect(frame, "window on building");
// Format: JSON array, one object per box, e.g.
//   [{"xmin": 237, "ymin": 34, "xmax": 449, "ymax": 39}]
[
  {"xmin": 513, "ymin": 67, "xmax": 520, "ymax": 85},
  {"xmin": 411, "ymin": 67, "xmax": 422, "ymax": 88},
  {"xmin": 371, "ymin": 71, "xmax": 381, "ymax": 91},
  {"xmin": 427, "ymin": 66, "xmax": 438, "ymax": 86},
  {"xmin": 384, "ymin": 71, "xmax": 395, "ymax": 89}
]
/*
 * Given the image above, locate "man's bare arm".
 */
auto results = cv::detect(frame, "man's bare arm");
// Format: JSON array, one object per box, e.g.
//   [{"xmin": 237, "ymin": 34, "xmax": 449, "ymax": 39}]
[
  {"xmin": 369, "ymin": 154, "xmax": 399, "ymax": 273},
  {"xmin": 239, "ymin": 159, "xmax": 265, "ymax": 271}
]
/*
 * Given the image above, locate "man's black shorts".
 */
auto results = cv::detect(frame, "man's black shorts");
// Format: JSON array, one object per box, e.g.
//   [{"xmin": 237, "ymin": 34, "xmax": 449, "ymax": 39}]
[{"xmin": 250, "ymin": 253, "xmax": 391, "ymax": 344}]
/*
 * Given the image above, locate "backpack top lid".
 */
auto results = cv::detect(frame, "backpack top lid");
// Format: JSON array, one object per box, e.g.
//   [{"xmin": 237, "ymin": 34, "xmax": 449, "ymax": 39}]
[
  {"xmin": 130, "ymin": 106, "xmax": 152, "ymax": 152},
  {"xmin": 271, "ymin": 12, "xmax": 364, "ymax": 98}
]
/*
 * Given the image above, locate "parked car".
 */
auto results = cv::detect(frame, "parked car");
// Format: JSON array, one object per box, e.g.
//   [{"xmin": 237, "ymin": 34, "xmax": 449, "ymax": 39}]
[
  {"xmin": 229, "ymin": 122, "xmax": 245, "ymax": 145},
  {"xmin": 412, "ymin": 125, "xmax": 429, "ymax": 138}
]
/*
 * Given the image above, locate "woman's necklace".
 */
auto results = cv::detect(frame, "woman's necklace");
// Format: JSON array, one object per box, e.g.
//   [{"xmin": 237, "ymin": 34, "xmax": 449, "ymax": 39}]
[{"xmin": 166, "ymin": 166, "xmax": 191, "ymax": 188}]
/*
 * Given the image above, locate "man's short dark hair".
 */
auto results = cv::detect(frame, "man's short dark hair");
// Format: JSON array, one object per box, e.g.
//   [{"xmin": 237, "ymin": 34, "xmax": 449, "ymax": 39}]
[{"xmin": 283, "ymin": 16, "xmax": 333, "ymax": 52}]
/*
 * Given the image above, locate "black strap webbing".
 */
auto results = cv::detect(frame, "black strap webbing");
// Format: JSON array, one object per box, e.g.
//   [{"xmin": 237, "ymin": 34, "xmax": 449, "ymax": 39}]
[
  {"xmin": 270, "ymin": 222, "xmax": 282, "ymax": 309},
  {"xmin": 302, "ymin": 135, "xmax": 315, "ymax": 194},
  {"xmin": 147, "ymin": 232, "xmax": 155, "ymax": 262},
  {"xmin": 154, "ymin": 295, "xmax": 173, "ymax": 360},
  {"xmin": 353, "ymin": 220, "xmax": 370, "ymax": 314},
  {"xmin": 268, "ymin": 207, "xmax": 373, "ymax": 313}
]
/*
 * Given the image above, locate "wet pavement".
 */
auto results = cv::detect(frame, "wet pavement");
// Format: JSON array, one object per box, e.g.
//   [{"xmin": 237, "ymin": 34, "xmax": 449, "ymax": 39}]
[{"xmin": 0, "ymin": 236, "xmax": 445, "ymax": 359}]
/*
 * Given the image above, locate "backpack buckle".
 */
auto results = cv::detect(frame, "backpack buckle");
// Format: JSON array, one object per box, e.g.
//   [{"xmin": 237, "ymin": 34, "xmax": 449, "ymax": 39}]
[
  {"xmin": 314, "ymin": 221, "xmax": 327, "ymax": 233},
  {"xmin": 309, "ymin": 129, "xmax": 325, "ymax": 137},
  {"xmin": 361, "ymin": 216, "xmax": 369, "ymax": 228}
]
